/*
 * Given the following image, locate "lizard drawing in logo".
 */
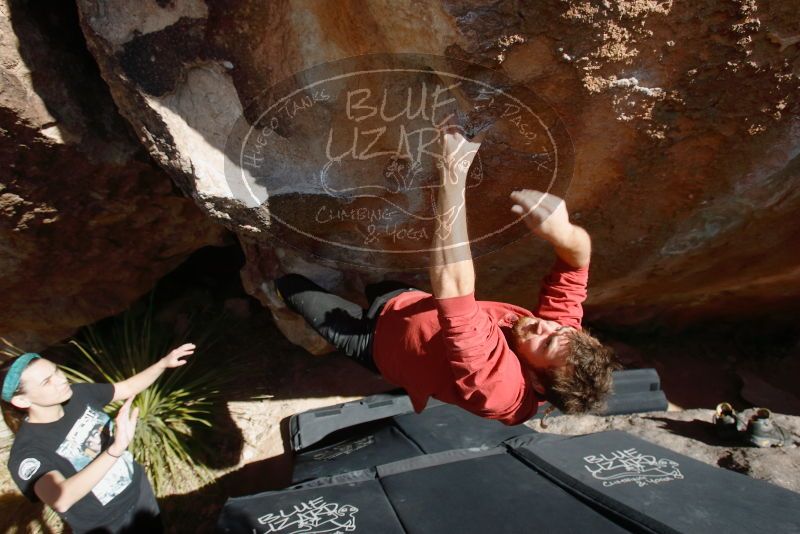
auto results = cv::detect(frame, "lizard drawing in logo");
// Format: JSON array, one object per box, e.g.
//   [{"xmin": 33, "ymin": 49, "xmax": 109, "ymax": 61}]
[
  {"xmin": 319, "ymin": 123, "xmax": 483, "ymax": 242},
  {"xmin": 258, "ymin": 497, "xmax": 358, "ymax": 533},
  {"xmin": 584, "ymin": 449, "xmax": 684, "ymax": 486}
]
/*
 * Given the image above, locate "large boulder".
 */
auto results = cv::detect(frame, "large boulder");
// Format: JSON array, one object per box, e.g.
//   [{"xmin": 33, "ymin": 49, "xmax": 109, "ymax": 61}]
[
  {"xmin": 0, "ymin": 0, "xmax": 227, "ymax": 349},
  {"xmin": 72, "ymin": 0, "xmax": 800, "ymax": 348}
]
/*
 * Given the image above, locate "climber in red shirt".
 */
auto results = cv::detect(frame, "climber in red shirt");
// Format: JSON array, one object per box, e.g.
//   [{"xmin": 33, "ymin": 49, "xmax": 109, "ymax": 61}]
[{"xmin": 276, "ymin": 128, "xmax": 616, "ymax": 425}]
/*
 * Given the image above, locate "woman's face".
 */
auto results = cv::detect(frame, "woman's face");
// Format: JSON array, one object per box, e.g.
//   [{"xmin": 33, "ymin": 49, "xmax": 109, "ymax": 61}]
[
  {"xmin": 15, "ymin": 359, "xmax": 73, "ymax": 409},
  {"xmin": 85, "ymin": 427, "xmax": 103, "ymax": 452}
]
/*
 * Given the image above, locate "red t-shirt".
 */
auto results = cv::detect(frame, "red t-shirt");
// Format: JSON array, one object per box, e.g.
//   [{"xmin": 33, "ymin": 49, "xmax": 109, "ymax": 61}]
[{"xmin": 373, "ymin": 258, "xmax": 589, "ymax": 425}]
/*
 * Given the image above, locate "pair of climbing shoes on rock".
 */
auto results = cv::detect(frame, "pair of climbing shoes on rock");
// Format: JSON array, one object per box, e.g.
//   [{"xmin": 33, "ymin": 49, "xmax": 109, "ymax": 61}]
[{"xmin": 713, "ymin": 403, "xmax": 790, "ymax": 447}]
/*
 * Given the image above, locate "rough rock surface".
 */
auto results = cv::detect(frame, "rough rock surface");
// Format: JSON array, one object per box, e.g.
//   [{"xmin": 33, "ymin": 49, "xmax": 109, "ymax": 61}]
[
  {"xmin": 531, "ymin": 408, "xmax": 800, "ymax": 493},
  {"xmin": 0, "ymin": 1, "xmax": 227, "ymax": 349},
  {"xmin": 69, "ymin": 0, "xmax": 800, "ymax": 352}
]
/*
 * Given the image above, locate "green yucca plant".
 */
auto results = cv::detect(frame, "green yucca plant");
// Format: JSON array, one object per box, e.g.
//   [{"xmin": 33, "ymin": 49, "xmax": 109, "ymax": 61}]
[
  {"xmin": 63, "ymin": 295, "xmax": 236, "ymax": 495},
  {"xmin": 0, "ymin": 337, "xmax": 23, "ymax": 359}
]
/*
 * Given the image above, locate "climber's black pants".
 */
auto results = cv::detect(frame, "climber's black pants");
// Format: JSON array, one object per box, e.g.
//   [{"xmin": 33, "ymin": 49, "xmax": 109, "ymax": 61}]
[{"xmin": 274, "ymin": 274, "xmax": 416, "ymax": 372}]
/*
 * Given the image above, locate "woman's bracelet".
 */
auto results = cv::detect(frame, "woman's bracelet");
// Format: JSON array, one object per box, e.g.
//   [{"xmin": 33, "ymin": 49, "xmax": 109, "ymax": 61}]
[{"xmin": 106, "ymin": 449, "xmax": 123, "ymax": 458}]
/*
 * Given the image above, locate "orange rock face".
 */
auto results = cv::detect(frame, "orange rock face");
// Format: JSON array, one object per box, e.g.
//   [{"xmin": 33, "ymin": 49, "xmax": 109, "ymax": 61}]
[
  {"xmin": 0, "ymin": 1, "xmax": 226, "ymax": 348},
  {"xmin": 65, "ymin": 0, "xmax": 800, "ymax": 334}
]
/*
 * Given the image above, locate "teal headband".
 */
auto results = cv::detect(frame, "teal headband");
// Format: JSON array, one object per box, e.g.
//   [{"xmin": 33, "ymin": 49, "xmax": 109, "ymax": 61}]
[{"xmin": 2, "ymin": 353, "xmax": 40, "ymax": 402}]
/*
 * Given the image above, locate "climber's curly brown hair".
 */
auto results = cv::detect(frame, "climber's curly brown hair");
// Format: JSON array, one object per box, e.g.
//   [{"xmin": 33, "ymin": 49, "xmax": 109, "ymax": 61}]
[{"xmin": 538, "ymin": 327, "xmax": 619, "ymax": 415}]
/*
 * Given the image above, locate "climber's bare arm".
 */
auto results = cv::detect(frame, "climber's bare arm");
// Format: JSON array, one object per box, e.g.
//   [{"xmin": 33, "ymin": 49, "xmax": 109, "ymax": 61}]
[
  {"xmin": 509, "ymin": 190, "xmax": 591, "ymax": 268},
  {"xmin": 429, "ymin": 129, "xmax": 481, "ymax": 298}
]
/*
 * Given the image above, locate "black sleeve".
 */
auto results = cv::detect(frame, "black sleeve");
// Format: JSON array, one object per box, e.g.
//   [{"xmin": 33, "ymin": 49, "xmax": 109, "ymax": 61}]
[
  {"xmin": 72, "ymin": 382, "xmax": 115, "ymax": 407},
  {"xmin": 8, "ymin": 447, "xmax": 59, "ymax": 502}
]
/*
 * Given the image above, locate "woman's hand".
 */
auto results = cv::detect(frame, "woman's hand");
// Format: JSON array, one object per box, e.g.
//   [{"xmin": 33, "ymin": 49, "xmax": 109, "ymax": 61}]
[
  {"xmin": 160, "ymin": 343, "xmax": 196, "ymax": 369},
  {"xmin": 108, "ymin": 397, "xmax": 139, "ymax": 456},
  {"xmin": 112, "ymin": 343, "xmax": 197, "ymax": 402}
]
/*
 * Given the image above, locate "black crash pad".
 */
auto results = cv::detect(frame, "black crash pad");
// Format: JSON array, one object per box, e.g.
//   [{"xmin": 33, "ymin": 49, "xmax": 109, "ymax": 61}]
[
  {"xmin": 217, "ymin": 476, "xmax": 405, "ymax": 534},
  {"xmin": 221, "ymin": 430, "xmax": 800, "ymax": 533},
  {"xmin": 290, "ymin": 368, "xmax": 667, "ymax": 453},
  {"xmin": 512, "ymin": 430, "xmax": 800, "ymax": 534}
]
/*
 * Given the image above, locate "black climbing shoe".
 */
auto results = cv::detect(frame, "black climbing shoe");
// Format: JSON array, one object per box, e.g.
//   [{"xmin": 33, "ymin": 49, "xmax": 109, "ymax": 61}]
[{"xmin": 746, "ymin": 408, "xmax": 789, "ymax": 448}]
